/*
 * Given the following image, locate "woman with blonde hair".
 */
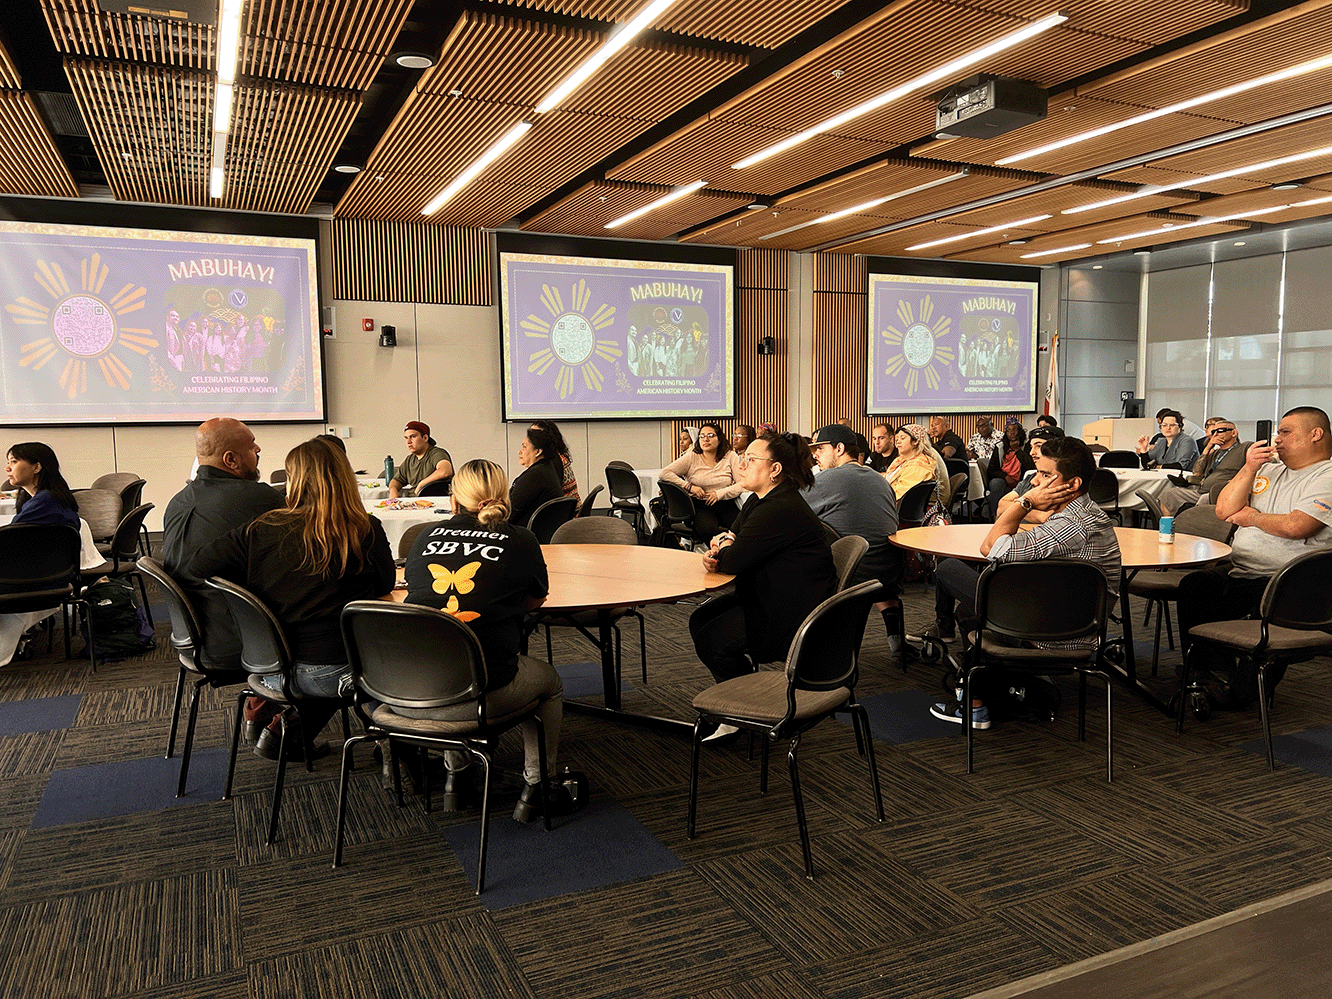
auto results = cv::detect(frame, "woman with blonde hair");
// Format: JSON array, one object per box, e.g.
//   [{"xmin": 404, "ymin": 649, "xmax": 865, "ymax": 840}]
[
  {"xmin": 885, "ymin": 423, "xmax": 949, "ymax": 505},
  {"xmin": 191, "ymin": 436, "xmax": 395, "ymax": 760},
  {"xmin": 401, "ymin": 459, "xmax": 567, "ymax": 821}
]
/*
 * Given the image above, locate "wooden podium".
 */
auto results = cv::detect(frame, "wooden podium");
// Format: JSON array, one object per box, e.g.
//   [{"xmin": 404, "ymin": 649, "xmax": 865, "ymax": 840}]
[{"xmin": 1081, "ymin": 417, "xmax": 1157, "ymax": 451}]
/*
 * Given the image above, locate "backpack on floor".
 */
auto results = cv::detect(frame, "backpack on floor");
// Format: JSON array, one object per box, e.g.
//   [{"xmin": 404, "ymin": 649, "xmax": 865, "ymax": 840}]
[{"xmin": 80, "ymin": 578, "xmax": 156, "ymax": 662}]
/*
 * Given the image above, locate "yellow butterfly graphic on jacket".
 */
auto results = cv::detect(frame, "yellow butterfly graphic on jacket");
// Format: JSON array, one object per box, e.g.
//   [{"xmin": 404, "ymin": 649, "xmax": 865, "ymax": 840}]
[{"xmin": 428, "ymin": 562, "xmax": 481, "ymax": 622}]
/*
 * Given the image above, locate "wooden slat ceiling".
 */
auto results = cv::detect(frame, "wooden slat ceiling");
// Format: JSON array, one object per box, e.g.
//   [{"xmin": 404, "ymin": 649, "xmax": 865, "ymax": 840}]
[
  {"xmin": 17, "ymin": 0, "xmax": 1332, "ymax": 265},
  {"xmin": 0, "ymin": 31, "xmax": 79, "ymax": 200}
]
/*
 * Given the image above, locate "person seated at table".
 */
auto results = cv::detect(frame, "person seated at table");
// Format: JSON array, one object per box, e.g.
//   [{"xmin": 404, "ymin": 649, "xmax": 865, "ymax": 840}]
[
  {"xmin": 1036, "ymin": 414, "xmax": 1058, "ymax": 430},
  {"xmin": 885, "ymin": 423, "xmax": 949, "ymax": 513},
  {"xmin": 690, "ymin": 431, "xmax": 836, "ymax": 741},
  {"xmin": 191, "ymin": 437, "xmax": 395, "ymax": 761},
  {"xmin": 388, "ymin": 421, "xmax": 453, "ymax": 498},
  {"xmin": 510, "ymin": 427, "xmax": 565, "ymax": 529},
  {"xmin": 401, "ymin": 459, "xmax": 566, "ymax": 819},
  {"xmin": 966, "ymin": 416, "xmax": 1005, "ymax": 466},
  {"xmin": 992, "ymin": 427, "xmax": 1059, "ymax": 522},
  {"xmin": 866, "ymin": 421, "xmax": 897, "ymax": 473},
  {"xmin": 1158, "ymin": 418, "xmax": 1246, "ymax": 515},
  {"xmin": 658, "ymin": 421, "xmax": 744, "ymax": 541},
  {"xmin": 529, "ymin": 420, "xmax": 580, "ymax": 508},
  {"xmin": 1136, "ymin": 410, "xmax": 1199, "ymax": 469},
  {"xmin": 929, "ymin": 416, "xmax": 967, "ymax": 461},
  {"xmin": 6, "ymin": 443, "xmax": 79, "ymax": 529},
  {"xmin": 805, "ymin": 424, "xmax": 906, "ymax": 655},
  {"xmin": 983, "ymin": 420, "xmax": 1034, "ymax": 520},
  {"xmin": 926, "ymin": 436, "xmax": 1121, "ymax": 729},
  {"xmin": 731, "ymin": 424, "xmax": 756, "ymax": 454},
  {"xmin": 1173, "ymin": 406, "xmax": 1332, "ymax": 708}
]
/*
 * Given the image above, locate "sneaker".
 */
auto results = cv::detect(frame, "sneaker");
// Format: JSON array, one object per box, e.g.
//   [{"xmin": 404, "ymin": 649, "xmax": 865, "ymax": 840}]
[
  {"xmin": 929, "ymin": 702, "xmax": 992, "ymax": 730},
  {"xmin": 921, "ymin": 622, "xmax": 957, "ymax": 643}
]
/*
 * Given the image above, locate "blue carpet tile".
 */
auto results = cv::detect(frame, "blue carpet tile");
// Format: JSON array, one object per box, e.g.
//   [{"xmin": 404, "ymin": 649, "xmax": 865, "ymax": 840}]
[
  {"xmin": 32, "ymin": 746, "xmax": 232, "ymax": 828},
  {"xmin": 442, "ymin": 794, "xmax": 682, "ymax": 909},
  {"xmin": 838, "ymin": 690, "xmax": 961, "ymax": 745},
  {"xmin": 1241, "ymin": 725, "xmax": 1332, "ymax": 778},
  {"xmin": 555, "ymin": 660, "xmax": 634, "ymax": 700},
  {"xmin": 0, "ymin": 694, "xmax": 83, "ymax": 736}
]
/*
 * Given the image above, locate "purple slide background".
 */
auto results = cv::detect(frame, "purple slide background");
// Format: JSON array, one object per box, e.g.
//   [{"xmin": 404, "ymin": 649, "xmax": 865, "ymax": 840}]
[
  {"xmin": 0, "ymin": 221, "xmax": 321, "ymax": 424},
  {"xmin": 501, "ymin": 252, "xmax": 734, "ymax": 420},
  {"xmin": 867, "ymin": 274, "xmax": 1038, "ymax": 415}
]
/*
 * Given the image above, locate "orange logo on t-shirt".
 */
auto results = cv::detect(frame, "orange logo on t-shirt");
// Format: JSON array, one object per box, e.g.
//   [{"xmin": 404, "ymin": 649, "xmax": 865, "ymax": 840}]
[{"xmin": 1252, "ymin": 475, "xmax": 1270, "ymax": 495}]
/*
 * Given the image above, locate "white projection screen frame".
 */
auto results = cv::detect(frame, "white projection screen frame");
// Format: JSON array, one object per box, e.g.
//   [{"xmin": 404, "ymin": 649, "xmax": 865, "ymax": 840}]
[
  {"xmin": 499, "ymin": 249, "xmax": 735, "ymax": 421},
  {"xmin": 0, "ymin": 219, "xmax": 323, "ymax": 425},
  {"xmin": 867, "ymin": 272, "xmax": 1039, "ymax": 416}
]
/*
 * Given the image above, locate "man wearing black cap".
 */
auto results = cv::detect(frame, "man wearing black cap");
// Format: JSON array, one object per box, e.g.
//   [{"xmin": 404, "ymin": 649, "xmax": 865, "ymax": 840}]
[
  {"xmin": 806, "ymin": 424, "xmax": 907, "ymax": 655},
  {"xmin": 388, "ymin": 420, "xmax": 453, "ymax": 498}
]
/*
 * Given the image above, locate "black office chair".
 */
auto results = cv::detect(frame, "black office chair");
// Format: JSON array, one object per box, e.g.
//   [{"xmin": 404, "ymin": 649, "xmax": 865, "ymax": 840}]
[
  {"xmin": 829, "ymin": 535, "xmax": 869, "ymax": 593},
  {"xmin": 1100, "ymin": 450, "xmax": 1141, "ymax": 469},
  {"xmin": 1177, "ymin": 549, "xmax": 1332, "ymax": 769},
  {"xmin": 656, "ymin": 481, "xmax": 698, "ymax": 549},
  {"xmin": 0, "ymin": 524, "xmax": 93, "ymax": 671},
  {"xmin": 417, "ymin": 478, "xmax": 452, "ymax": 497},
  {"xmin": 139, "ymin": 557, "xmax": 248, "ymax": 797},
  {"xmin": 958, "ymin": 560, "xmax": 1113, "ymax": 780},
  {"xmin": 205, "ymin": 577, "xmax": 351, "ymax": 845},
  {"xmin": 944, "ymin": 458, "xmax": 969, "ymax": 481},
  {"xmin": 896, "ymin": 480, "xmax": 935, "ymax": 527},
  {"xmin": 114, "ymin": 478, "xmax": 149, "ymax": 554},
  {"xmin": 1089, "ymin": 468, "xmax": 1122, "ymax": 525},
  {"xmin": 605, "ymin": 462, "xmax": 646, "ymax": 535},
  {"xmin": 73, "ymin": 487, "xmax": 122, "ymax": 546},
  {"xmin": 334, "ymin": 601, "xmax": 551, "ymax": 894},
  {"xmin": 688, "ymin": 581, "xmax": 884, "ymax": 879},
  {"xmin": 527, "ymin": 495, "xmax": 578, "ymax": 544},
  {"xmin": 82, "ymin": 503, "xmax": 155, "ymax": 609},
  {"xmin": 577, "ymin": 484, "xmax": 604, "ymax": 518}
]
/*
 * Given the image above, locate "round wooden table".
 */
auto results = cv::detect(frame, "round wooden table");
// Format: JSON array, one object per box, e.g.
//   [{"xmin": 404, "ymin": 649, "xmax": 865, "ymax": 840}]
[
  {"xmin": 890, "ymin": 524, "xmax": 1231, "ymax": 711},
  {"xmin": 394, "ymin": 544, "xmax": 733, "ymax": 728}
]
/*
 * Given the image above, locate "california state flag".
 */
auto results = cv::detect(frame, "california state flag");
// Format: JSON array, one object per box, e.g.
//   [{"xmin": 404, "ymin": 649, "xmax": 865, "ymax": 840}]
[{"xmin": 1044, "ymin": 332, "xmax": 1060, "ymax": 421}]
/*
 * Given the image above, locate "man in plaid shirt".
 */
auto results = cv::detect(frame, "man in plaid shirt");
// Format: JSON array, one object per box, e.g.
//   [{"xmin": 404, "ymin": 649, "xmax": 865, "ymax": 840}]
[{"xmin": 926, "ymin": 436, "xmax": 1121, "ymax": 728}]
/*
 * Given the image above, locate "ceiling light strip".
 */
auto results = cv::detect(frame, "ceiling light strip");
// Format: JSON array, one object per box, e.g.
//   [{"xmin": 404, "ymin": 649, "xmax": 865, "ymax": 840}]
[
  {"xmin": 1063, "ymin": 143, "xmax": 1332, "ymax": 215},
  {"xmin": 1094, "ymin": 194, "xmax": 1332, "ymax": 244},
  {"xmin": 423, "ymin": 122, "xmax": 534, "ymax": 215},
  {"xmin": 606, "ymin": 180, "xmax": 707, "ymax": 228},
  {"xmin": 421, "ymin": 0, "xmax": 679, "ymax": 215},
  {"xmin": 732, "ymin": 11, "xmax": 1068, "ymax": 171},
  {"xmin": 210, "ymin": 0, "xmax": 245, "ymax": 200},
  {"xmin": 905, "ymin": 213, "xmax": 1052, "ymax": 251},
  {"xmin": 1019, "ymin": 242, "xmax": 1092, "ymax": 258},
  {"xmin": 997, "ymin": 53, "xmax": 1332, "ymax": 167},
  {"xmin": 759, "ymin": 171, "xmax": 969, "ymax": 240}
]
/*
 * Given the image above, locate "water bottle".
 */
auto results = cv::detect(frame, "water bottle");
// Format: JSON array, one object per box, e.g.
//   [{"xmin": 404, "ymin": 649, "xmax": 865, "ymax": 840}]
[
  {"xmin": 1159, "ymin": 514, "xmax": 1174, "ymax": 544},
  {"xmin": 382, "ymin": 455, "xmax": 394, "ymax": 486}
]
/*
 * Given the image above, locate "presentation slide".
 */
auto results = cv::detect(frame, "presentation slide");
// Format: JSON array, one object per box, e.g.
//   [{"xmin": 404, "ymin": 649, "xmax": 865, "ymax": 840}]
[
  {"xmin": 500, "ymin": 251, "xmax": 734, "ymax": 421},
  {"xmin": 0, "ymin": 220, "xmax": 323, "ymax": 425},
  {"xmin": 867, "ymin": 273, "xmax": 1038, "ymax": 415}
]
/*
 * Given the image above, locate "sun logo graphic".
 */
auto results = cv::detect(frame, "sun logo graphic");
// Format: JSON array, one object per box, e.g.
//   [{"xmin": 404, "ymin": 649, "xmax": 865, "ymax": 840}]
[
  {"xmin": 880, "ymin": 295, "xmax": 955, "ymax": 398},
  {"xmin": 521, "ymin": 279, "xmax": 622, "ymax": 399},
  {"xmin": 5, "ymin": 253, "xmax": 158, "ymax": 399}
]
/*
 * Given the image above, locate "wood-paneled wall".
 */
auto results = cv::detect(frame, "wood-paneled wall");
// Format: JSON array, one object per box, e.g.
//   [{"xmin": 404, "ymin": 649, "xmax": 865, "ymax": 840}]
[
  {"xmin": 331, "ymin": 218, "xmax": 491, "ymax": 305},
  {"xmin": 671, "ymin": 248, "xmax": 789, "ymax": 446}
]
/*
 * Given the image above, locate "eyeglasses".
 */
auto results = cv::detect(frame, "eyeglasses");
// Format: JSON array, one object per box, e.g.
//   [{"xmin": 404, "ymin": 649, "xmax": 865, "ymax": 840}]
[
  {"xmin": 1160, "ymin": 422, "xmax": 1180, "ymax": 428},
  {"xmin": 697, "ymin": 432, "xmax": 717, "ymax": 439},
  {"xmin": 740, "ymin": 453, "xmax": 774, "ymax": 464},
  {"xmin": 1212, "ymin": 427, "xmax": 1236, "ymax": 434}
]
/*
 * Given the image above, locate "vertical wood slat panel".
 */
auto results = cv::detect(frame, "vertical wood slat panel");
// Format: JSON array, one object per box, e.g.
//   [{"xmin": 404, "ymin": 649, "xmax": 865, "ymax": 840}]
[{"xmin": 331, "ymin": 218, "xmax": 491, "ymax": 305}]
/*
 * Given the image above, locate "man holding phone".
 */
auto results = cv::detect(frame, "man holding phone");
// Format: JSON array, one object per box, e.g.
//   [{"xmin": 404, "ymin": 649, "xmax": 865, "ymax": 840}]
[{"xmin": 1174, "ymin": 406, "xmax": 1332, "ymax": 704}]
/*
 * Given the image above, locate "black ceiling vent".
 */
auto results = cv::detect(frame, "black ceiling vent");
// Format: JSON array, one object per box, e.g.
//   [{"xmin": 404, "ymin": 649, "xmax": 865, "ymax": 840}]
[
  {"xmin": 97, "ymin": 1, "xmax": 217, "ymax": 25},
  {"xmin": 33, "ymin": 91, "xmax": 89, "ymax": 138}
]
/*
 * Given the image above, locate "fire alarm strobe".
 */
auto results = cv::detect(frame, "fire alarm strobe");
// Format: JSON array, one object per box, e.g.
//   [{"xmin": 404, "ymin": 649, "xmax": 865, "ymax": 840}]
[{"xmin": 363, "ymin": 318, "xmax": 374, "ymax": 332}]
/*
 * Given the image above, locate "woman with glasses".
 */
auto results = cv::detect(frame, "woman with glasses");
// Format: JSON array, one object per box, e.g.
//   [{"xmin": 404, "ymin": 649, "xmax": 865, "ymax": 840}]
[
  {"xmin": 1135, "ymin": 409, "xmax": 1199, "ymax": 469},
  {"xmin": 689, "ymin": 432, "xmax": 836, "ymax": 739},
  {"xmin": 658, "ymin": 421, "xmax": 744, "ymax": 541}
]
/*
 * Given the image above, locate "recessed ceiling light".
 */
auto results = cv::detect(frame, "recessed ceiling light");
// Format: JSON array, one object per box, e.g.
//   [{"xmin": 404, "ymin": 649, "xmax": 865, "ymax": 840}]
[
  {"xmin": 1092, "ymin": 264, "xmax": 1103, "ymax": 269},
  {"xmin": 1008, "ymin": 239, "xmax": 1028, "ymax": 245},
  {"xmin": 746, "ymin": 202, "xmax": 770, "ymax": 210},
  {"xmin": 332, "ymin": 164, "xmax": 361, "ymax": 174},
  {"xmin": 1233, "ymin": 240, "xmax": 1247, "ymax": 246},
  {"xmin": 395, "ymin": 52, "xmax": 435, "ymax": 70},
  {"xmin": 1133, "ymin": 249, "xmax": 1152, "ymax": 256},
  {"xmin": 1271, "ymin": 181, "xmax": 1302, "ymax": 191}
]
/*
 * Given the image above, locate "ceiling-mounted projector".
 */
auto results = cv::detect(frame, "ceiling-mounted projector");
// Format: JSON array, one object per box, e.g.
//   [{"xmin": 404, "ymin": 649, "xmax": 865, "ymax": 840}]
[{"xmin": 935, "ymin": 75, "xmax": 1046, "ymax": 139}]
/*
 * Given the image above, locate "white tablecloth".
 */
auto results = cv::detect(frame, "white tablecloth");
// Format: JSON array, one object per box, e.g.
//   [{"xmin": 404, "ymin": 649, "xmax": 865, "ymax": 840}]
[
  {"xmin": 357, "ymin": 478, "xmax": 391, "ymax": 500},
  {"xmin": 365, "ymin": 499, "xmax": 451, "ymax": 553},
  {"xmin": 1, "ymin": 516, "xmax": 103, "ymax": 667},
  {"xmin": 1096, "ymin": 467, "xmax": 1173, "ymax": 514},
  {"xmin": 0, "ymin": 496, "xmax": 14, "ymax": 516}
]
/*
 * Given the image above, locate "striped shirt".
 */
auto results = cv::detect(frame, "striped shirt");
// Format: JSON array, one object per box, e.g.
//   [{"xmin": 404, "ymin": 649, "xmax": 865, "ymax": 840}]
[{"xmin": 987, "ymin": 493, "xmax": 1122, "ymax": 650}]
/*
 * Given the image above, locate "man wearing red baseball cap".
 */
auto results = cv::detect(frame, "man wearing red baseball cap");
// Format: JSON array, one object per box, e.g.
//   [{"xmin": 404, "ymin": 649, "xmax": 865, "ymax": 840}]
[{"xmin": 388, "ymin": 420, "xmax": 453, "ymax": 498}]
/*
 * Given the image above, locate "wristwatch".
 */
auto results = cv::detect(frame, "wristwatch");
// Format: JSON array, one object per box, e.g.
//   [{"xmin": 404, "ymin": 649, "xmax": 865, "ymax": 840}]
[{"xmin": 1018, "ymin": 494, "xmax": 1033, "ymax": 512}]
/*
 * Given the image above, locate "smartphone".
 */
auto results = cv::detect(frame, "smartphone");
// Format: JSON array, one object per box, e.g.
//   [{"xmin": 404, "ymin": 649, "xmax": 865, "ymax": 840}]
[{"xmin": 1256, "ymin": 418, "xmax": 1273, "ymax": 445}]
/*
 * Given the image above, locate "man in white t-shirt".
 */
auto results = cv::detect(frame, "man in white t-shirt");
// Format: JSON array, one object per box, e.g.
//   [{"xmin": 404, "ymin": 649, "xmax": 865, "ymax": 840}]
[{"xmin": 1175, "ymin": 406, "xmax": 1332, "ymax": 702}]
